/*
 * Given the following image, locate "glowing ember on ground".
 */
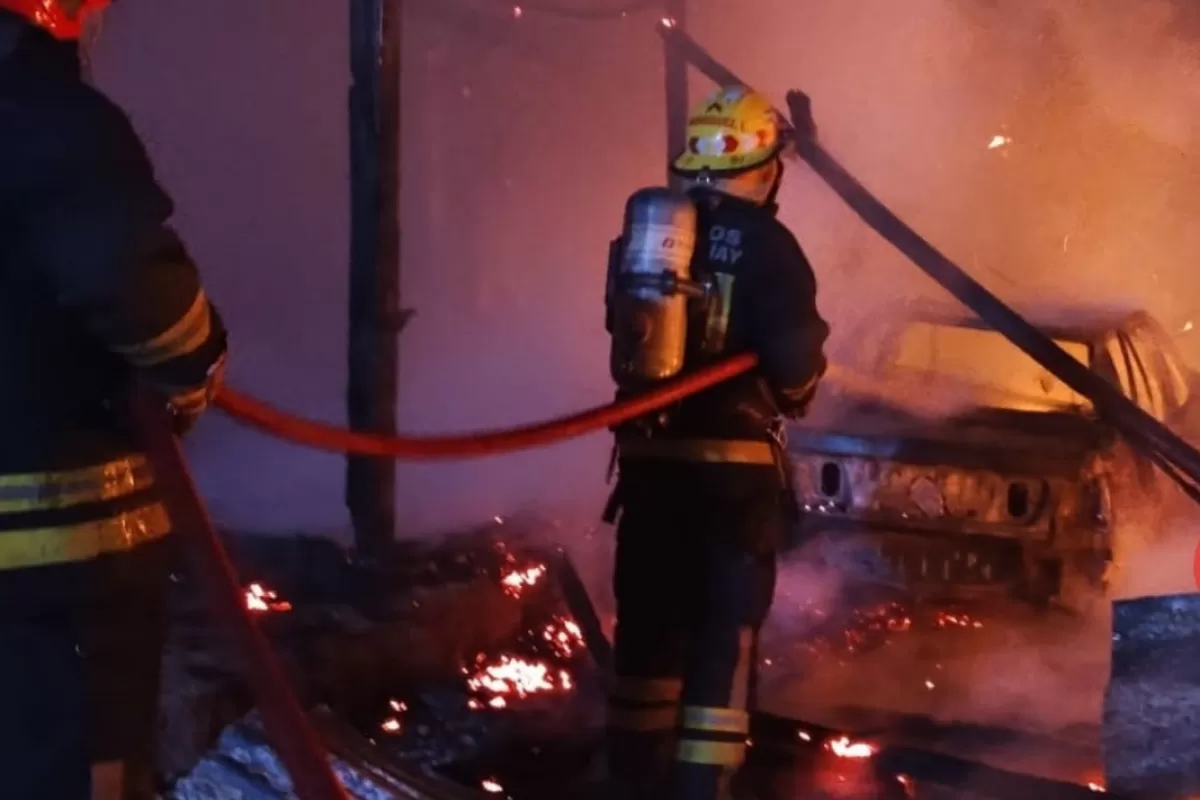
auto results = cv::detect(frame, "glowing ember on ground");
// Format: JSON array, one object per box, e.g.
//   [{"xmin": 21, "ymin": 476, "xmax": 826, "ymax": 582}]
[
  {"xmin": 378, "ymin": 699, "xmax": 406, "ymax": 734},
  {"xmin": 1088, "ymin": 782, "xmax": 1105, "ymax": 792},
  {"xmin": 934, "ymin": 610, "xmax": 983, "ymax": 629},
  {"xmin": 826, "ymin": 735, "xmax": 877, "ymax": 759},
  {"xmin": 464, "ymin": 653, "xmax": 573, "ymax": 706},
  {"xmin": 243, "ymin": 582, "xmax": 292, "ymax": 613},
  {"xmin": 540, "ymin": 615, "xmax": 585, "ymax": 659},
  {"xmin": 500, "ymin": 564, "xmax": 546, "ymax": 598},
  {"xmin": 481, "ymin": 777, "xmax": 504, "ymax": 793}
]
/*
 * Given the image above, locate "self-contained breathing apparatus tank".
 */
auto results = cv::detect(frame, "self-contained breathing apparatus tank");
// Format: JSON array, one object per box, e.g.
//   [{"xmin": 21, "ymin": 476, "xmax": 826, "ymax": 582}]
[{"xmin": 608, "ymin": 187, "xmax": 711, "ymax": 390}]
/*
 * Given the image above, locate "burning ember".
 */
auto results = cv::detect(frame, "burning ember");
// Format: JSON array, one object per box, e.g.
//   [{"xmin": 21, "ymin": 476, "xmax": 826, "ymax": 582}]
[
  {"xmin": 779, "ymin": 599, "xmax": 987, "ymax": 664},
  {"xmin": 539, "ymin": 615, "xmax": 585, "ymax": 659},
  {"xmin": 244, "ymin": 582, "xmax": 292, "ymax": 613},
  {"xmin": 826, "ymin": 735, "xmax": 878, "ymax": 760},
  {"xmin": 481, "ymin": 777, "xmax": 504, "ymax": 794},
  {"xmin": 988, "ymin": 134, "xmax": 1012, "ymax": 149},
  {"xmin": 464, "ymin": 653, "xmax": 573, "ymax": 709},
  {"xmin": 934, "ymin": 610, "xmax": 983, "ymax": 630},
  {"xmin": 379, "ymin": 699, "xmax": 406, "ymax": 735},
  {"xmin": 500, "ymin": 563, "xmax": 546, "ymax": 598}
]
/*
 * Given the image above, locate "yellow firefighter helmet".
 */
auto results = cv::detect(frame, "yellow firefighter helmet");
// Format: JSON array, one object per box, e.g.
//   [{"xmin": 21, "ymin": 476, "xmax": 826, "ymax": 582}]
[{"xmin": 671, "ymin": 85, "xmax": 784, "ymax": 177}]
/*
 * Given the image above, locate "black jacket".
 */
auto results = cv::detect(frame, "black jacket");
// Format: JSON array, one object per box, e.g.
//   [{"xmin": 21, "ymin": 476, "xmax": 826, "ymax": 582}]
[
  {"xmin": 611, "ymin": 188, "xmax": 829, "ymax": 445},
  {"xmin": 0, "ymin": 14, "xmax": 227, "ymax": 552}
]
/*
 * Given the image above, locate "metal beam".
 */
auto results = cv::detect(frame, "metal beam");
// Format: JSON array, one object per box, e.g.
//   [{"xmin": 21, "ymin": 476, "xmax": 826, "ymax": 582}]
[
  {"xmin": 663, "ymin": 0, "xmax": 689, "ymax": 189},
  {"xmin": 347, "ymin": 0, "xmax": 402, "ymax": 558}
]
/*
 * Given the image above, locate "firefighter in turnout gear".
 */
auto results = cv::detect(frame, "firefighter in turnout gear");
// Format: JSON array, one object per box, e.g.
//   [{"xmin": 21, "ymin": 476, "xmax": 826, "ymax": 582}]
[
  {"xmin": 603, "ymin": 85, "xmax": 829, "ymax": 800},
  {"xmin": 0, "ymin": 4, "xmax": 228, "ymax": 798}
]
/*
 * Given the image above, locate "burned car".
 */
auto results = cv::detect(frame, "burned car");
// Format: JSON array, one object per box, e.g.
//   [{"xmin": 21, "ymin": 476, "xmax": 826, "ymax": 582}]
[{"xmin": 786, "ymin": 307, "xmax": 1194, "ymax": 607}]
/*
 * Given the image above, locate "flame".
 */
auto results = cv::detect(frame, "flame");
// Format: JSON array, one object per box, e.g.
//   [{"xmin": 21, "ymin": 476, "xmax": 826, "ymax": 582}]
[
  {"xmin": 378, "ymin": 698, "xmax": 407, "ymax": 734},
  {"xmin": 481, "ymin": 777, "xmax": 504, "ymax": 793},
  {"xmin": 934, "ymin": 610, "xmax": 983, "ymax": 629},
  {"xmin": 500, "ymin": 564, "xmax": 546, "ymax": 598},
  {"xmin": 511, "ymin": 5, "xmax": 522, "ymax": 18},
  {"xmin": 988, "ymin": 134, "xmax": 1012, "ymax": 149},
  {"xmin": 244, "ymin": 582, "xmax": 292, "ymax": 613},
  {"xmin": 465, "ymin": 653, "xmax": 573, "ymax": 704},
  {"xmin": 826, "ymin": 735, "xmax": 877, "ymax": 759},
  {"xmin": 661, "ymin": 16, "xmax": 676, "ymax": 28},
  {"xmin": 1080, "ymin": 769, "xmax": 1106, "ymax": 792},
  {"xmin": 540, "ymin": 615, "xmax": 585, "ymax": 659}
]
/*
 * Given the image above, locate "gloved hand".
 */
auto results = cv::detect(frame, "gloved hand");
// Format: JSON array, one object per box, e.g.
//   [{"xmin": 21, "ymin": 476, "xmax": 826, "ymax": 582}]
[{"xmin": 165, "ymin": 349, "xmax": 228, "ymax": 435}]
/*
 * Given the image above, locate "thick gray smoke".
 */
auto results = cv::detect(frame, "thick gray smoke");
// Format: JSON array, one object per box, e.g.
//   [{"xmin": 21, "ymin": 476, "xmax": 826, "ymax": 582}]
[
  {"xmin": 91, "ymin": 1, "xmax": 1200, "ymax": 781},
  {"xmin": 91, "ymin": 0, "xmax": 1200, "ymax": 535}
]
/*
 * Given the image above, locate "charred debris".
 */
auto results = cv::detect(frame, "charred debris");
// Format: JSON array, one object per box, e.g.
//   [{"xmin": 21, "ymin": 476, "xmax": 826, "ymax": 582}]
[{"xmin": 155, "ymin": 517, "xmax": 1129, "ymax": 799}]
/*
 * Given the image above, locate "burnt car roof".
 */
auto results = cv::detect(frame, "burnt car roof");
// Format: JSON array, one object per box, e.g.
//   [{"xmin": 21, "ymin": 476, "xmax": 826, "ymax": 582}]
[{"xmin": 894, "ymin": 300, "xmax": 1149, "ymax": 342}]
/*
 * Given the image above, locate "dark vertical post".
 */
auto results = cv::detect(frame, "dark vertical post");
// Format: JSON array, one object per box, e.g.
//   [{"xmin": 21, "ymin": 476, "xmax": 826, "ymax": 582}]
[
  {"xmin": 348, "ymin": 0, "xmax": 401, "ymax": 558},
  {"xmin": 663, "ymin": 0, "xmax": 689, "ymax": 190}
]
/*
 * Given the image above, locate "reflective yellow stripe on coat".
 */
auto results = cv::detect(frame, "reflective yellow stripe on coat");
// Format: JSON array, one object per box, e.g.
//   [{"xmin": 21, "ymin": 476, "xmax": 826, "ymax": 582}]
[
  {"xmin": 617, "ymin": 438, "xmax": 777, "ymax": 465},
  {"xmin": 0, "ymin": 457, "xmax": 169, "ymax": 570},
  {"xmin": 111, "ymin": 290, "xmax": 213, "ymax": 367},
  {"xmin": 0, "ymin": 504, "xmax": 171, "ymax": 570},
  {"xmin": 0, "ymin": 457, "xmax": 154, "ymax": 513}
]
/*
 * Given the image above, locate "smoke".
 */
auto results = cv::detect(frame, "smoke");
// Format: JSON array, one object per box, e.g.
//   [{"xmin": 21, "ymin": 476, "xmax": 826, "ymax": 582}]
[
  {"xmin": 80, "ymin": 3, "xmax": 1200, "ymax": 785},
  {"xmin": 85, "ymin": 0, "xmax": 1200, "ymax": 540}
]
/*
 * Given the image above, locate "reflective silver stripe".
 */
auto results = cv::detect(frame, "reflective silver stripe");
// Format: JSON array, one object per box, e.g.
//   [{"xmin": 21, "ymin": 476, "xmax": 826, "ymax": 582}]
[{"xmin": 680, "ymin": 706, "xmax": 750, "ymax": 734}]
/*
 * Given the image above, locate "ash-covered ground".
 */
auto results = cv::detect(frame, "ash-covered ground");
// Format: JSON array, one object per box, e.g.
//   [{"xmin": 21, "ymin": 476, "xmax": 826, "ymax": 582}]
[{"xmin": 153, "ymin": 515, "xmax": 1130, "ymax": 799}]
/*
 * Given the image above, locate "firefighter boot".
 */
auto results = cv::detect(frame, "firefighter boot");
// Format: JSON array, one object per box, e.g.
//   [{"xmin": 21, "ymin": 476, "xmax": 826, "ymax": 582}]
[
  {"xmin": 671, "ymin": 621, "xmax": 758, "ymax": 800},
  {"xmin": 607, "ymin": 676, "xmax": 682, "ymax": 798}
]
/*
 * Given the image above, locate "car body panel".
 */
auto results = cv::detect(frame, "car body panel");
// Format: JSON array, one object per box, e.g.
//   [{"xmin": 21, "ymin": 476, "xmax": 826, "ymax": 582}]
[{"xmin": 787, "ymin": 307, "xmax": 1191, "ymax": 605}]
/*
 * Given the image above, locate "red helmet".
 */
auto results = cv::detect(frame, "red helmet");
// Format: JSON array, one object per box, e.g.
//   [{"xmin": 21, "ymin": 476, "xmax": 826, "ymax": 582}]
[{"xmin": 0, "ymin": 0, "xmax": 110, "ymax": 41}]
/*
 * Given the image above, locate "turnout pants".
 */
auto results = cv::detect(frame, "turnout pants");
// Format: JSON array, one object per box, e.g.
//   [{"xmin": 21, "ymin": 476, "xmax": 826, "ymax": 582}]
[
  {"xmin": 607, "ymin": 462, "xmax": 785, "ymax": 800},
  {"xmin": 0, "ymin": 539, "xmax": 173, "ymax": 800}
]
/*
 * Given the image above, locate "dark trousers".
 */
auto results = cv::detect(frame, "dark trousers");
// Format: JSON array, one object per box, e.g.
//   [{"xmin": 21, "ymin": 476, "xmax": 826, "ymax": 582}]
[
  {"xmin": 0, "ymin": 539, "xmax": 173, "ymax": 800},
  {"xmin": 608, "ymin": 462, "xmax": 784, "ymax": 800}
]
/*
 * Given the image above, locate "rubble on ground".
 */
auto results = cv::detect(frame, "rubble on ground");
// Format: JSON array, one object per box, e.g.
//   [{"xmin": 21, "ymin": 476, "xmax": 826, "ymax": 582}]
[{"xmin": 156, "ymin": 518, "xmax": 1139, "ymax": 798}]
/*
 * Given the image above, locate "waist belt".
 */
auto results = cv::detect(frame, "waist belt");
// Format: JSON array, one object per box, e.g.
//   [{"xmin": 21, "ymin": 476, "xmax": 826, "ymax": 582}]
[
  {"xmin": 0, "ymin": 456, "xmax": 169, "ymax": 570},
  {"xmin": 617, "ymin": 438, "xmax": 777, "ymax": 465}
]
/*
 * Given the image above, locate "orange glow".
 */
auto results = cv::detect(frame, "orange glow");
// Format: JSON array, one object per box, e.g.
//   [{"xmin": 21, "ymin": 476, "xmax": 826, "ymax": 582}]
[
  {"xmin": 464, "ymin": 653, "xmax": 573, "ymax": 706},
  {"xmin": 500, "ymin": 563, "xmax": 547, "ymax": 598},
  {"xmin": 244, "ymin": 582, "xmax": 292, "ymax": 613},
  {"xmin": 826, "ymin": 735, "xmax": 877, "ymax": 759}
]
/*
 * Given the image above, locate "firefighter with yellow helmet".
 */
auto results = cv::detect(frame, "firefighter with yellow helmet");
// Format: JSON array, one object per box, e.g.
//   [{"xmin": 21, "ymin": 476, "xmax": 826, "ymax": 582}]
[
  {"xmin": 601, "ymin": 85, "xmax": 829, "ymax": 800},
  {"xmin": 0, "ymin": 2, "xmax": 228, "ymax": 797}
]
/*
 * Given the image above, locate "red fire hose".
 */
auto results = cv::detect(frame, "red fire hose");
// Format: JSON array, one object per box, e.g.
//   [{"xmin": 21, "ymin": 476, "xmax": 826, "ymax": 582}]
[
  {"xmin": 128, "ymin": 355, "xmax": 755, "ymax": 798},
  {"xmin": 212, "ymin": 353, "xmax": 758, "ymax": 458},
  {"xmin": 130, "ymin": 387, "xmax": 350, "ymax": 800}
]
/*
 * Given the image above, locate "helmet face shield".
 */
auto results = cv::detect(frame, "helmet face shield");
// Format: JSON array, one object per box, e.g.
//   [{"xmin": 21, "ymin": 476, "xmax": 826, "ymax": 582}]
[{"xmin": 0, "ymin": 0, "xmax": 111, "ymax": 40}]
